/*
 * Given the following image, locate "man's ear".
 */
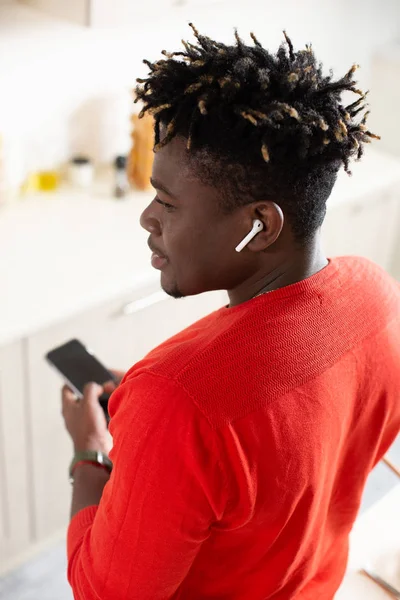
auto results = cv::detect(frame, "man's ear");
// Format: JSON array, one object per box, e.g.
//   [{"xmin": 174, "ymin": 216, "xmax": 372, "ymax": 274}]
[{"xmin": 245, "ymin": 202, "xmax": 284, "ymax": 251}]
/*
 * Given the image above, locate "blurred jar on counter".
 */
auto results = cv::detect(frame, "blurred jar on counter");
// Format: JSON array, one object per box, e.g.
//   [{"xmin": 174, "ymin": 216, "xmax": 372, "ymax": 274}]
[{"xmin": 68, "ymin": 155, "xmax": 94, "ymax": 189}]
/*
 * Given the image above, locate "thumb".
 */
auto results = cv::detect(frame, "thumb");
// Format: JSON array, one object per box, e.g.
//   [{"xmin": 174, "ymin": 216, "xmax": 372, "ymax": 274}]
[
  {"xmin": 83, "ymin": 382, "xmax": 104, "ymax": 405},
  {"xmin": 62, "ymin": 385, "xmax": 78, "ymax": 414},
  {"xmin": 103, "ymin": 380, "xmax": 117, "ymax": 395}
]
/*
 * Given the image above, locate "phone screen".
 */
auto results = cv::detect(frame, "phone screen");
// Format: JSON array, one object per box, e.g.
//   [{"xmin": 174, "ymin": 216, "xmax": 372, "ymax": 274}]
[{"xmin": 46, "ymin": 339, "xmax": 113, "ymax": 398}]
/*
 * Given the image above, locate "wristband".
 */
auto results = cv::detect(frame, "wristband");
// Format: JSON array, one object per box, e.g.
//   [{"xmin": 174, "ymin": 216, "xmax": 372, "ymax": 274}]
[{"xmin": 69, "ymin": 450, "xmax": 112, "ymax": 483}]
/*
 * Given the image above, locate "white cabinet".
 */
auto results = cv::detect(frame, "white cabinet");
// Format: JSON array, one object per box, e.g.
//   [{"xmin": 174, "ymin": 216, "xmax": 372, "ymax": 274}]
[
  {"xmin": 90, "ymin": 0, "xmax": 172, "ymax": 25},
  {"xmin": 26, "ymin": 285, "xmax": 225, "ymax": 542},
  {"xmin": 323, "ymin": 189, "xmax": 400, "ymax": 271},
  {"xmin": 19, "ymin": 0, "xmax": 228, "ymax": 26},
  {"xmin": 0, "ymin": 341, "xmax": 32, "ymax": 574},
  {"xmin": 370, "ymin": 45, "xmax": 400, "ymax": 159},
  {"xmin": 181, "ymin": 0, "xmax": 225, "ymax": 6},
  {"xmin": 20, "ymin": 0, "xmax": 175, "ymax": 26},
  {"xmin": 390, "ymin": 235, "xmax": 400, "ymax": 281},
  {"xmin": 20, "ymin": 0, "xmax": 89, "ymax": 25}
]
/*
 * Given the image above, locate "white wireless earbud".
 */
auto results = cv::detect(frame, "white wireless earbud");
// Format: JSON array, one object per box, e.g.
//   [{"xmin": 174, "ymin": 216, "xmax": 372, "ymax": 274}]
[{"xmin": 235, "ymin": 219, "xmax": 264, "ymax": 253}]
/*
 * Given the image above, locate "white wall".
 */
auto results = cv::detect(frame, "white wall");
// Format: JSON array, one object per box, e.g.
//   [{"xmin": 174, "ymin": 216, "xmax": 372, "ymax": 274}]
[{"xmin": 0, "ymin": 0, "xmax": 399, "ymax": 189}]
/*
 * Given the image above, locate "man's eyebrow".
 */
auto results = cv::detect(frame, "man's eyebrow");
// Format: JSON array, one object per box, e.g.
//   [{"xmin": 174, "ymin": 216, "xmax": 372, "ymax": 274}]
[{"xmin": 150, "ymin": 177, "xmax": 177, "ymax": 199}]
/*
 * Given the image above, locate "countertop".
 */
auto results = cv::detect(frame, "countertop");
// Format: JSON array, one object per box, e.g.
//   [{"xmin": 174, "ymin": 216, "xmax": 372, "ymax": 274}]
[
  {"xmin": 1, "ymin": 148, "xmax": 400, "ymax": 347},
  {"xmin": 1, "ymin": 183, "xmax": 157, "ymax": 346}
]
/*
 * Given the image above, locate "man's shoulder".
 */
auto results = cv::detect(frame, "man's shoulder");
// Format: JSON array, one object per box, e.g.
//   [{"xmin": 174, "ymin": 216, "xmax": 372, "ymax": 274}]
[
  {"xmin": 129, "ymin": 307, "xmax": 227, "ymax": 379},
  {"xmin": 335, "ymin": 255, "xmax": 399, "ymax": 287},
  {"xmin": 120, "ymin": 305, "xmax": 261, "ymax": 426},
  {"xmin": 333, "ymin": 255, "xmax": 400, "ymax": 307},
  {"xmin": 119, "ymin": 258, "xmax": 400, "ymax": 429}
]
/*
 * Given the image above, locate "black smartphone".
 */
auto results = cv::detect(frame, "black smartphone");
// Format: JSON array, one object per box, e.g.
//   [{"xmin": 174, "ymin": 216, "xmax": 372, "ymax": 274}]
[{"xmin": 45, "ymin": 338, "xmax": 117, "ymax": 423}]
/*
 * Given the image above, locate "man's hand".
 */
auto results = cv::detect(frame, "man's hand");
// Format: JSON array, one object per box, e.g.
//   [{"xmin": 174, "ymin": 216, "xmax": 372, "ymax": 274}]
[
  {"xmin": 62, "ymin": 382, "xmax": 112, "ymax": 455},
  {"xmin": 61, "ymin": 370, "xmax": 125, "ymax": 454}
]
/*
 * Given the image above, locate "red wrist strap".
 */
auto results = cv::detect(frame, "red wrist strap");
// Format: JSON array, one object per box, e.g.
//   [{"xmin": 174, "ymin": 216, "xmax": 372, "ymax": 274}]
[{"xmin": 70, "ymin": 459, "xmax": 110, "ymax": 478}]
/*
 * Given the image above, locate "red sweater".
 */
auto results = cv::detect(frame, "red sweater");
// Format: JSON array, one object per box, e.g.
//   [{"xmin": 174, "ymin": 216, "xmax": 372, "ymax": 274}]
[{"xmin": 68, "ymin": 256, "xmax": 400, "ymax": 599}]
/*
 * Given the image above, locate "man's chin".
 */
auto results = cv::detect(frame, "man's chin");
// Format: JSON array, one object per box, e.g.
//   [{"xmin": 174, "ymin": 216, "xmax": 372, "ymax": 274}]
[
  {"xmin": 162, "ymin": 285, "xmax": 185, "ymax": 299},
  {"xmin": 160, "ymin": 275, "xmax": 185, "ymax": 299}
]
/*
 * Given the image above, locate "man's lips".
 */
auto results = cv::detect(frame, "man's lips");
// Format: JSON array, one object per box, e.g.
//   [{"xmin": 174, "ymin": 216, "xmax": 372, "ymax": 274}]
[
  {"xmin": 151, "ymin": 253, "xmax": 168, "ymax": 270},
  {"xmin": 148, "ymin": 239, "xmax": 168, "ymax": 270}
]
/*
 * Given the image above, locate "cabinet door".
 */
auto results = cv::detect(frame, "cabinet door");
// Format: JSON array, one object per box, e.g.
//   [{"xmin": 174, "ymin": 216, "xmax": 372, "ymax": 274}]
[
  {"xmin": 388, "ymin": 198, "xmax": 400, "ymax": 280},
  {"xmin": 0, "ymin": 341, "xmax": 32, "ymax": 575},
  {"xmin": 21, "ymin": 0, "xmax": 88, "ymax": 25},
  {"xmin": 322, "ymin": 190, "xmax": 400, "ymax": 271},
  {"xmin": 90, "ymin": 0, "xmax": 172, "ymax": 25},
  {"xmin": 26, "ymin": 286, "xmax": 226, "ymax": 542}
]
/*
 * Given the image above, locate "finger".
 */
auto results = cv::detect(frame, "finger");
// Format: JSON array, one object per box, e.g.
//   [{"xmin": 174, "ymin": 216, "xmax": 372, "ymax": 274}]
[
  {"xmin": 62, "ymin": 385, "xmax": 78, "ymax": 414},
  {"xmin": 82, "ymin": 382, "xmax": 104, "ymax": 405},
  {"xmin": 62, "ymin": 385, "xmax": 77, "ymax": 404}
]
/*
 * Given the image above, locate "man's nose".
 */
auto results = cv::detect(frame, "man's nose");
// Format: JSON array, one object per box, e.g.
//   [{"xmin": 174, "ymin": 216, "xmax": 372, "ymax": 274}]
[{"xmin": 140, "ymin": 201, "xmax": 161, "ymax": 235}]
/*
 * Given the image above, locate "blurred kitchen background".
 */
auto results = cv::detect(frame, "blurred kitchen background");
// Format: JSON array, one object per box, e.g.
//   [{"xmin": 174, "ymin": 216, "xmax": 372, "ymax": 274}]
[{"xmin": 0, "ymin": 1, "xmax": 399, "ymax": 598}]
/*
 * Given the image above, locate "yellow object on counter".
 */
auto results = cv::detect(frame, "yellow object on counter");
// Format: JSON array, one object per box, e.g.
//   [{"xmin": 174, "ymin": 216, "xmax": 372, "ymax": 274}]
[
  {"xmin": 128, "ymin": 114, "xmax": 154, "ymax": 191},
  {"xmin": 21, "ymin": 171, "xmax": 60, "ymax": 194},
  {"xmin": 21, "ymin": 173, "xmax": 40, "ymax": 194},
  {"xmin": 37, "ymin": 171, "xmax": 59, "ymax": 191}
]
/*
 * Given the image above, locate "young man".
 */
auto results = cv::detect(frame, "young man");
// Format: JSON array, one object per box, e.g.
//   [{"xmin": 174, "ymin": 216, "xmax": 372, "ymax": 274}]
[{"xmin": 62, "ymin": 27, "xmax": 400, "ymax": 599}]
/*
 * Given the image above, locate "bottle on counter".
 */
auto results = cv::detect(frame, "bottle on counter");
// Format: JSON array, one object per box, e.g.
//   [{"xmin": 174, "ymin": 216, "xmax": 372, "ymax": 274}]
[
  {"xmin": 127, "ymin": 113, "xmax": 154, "ymax": 191},
  {"xmin": 114, "ymin": 155, "xmax": 129, "ymax": 199}
]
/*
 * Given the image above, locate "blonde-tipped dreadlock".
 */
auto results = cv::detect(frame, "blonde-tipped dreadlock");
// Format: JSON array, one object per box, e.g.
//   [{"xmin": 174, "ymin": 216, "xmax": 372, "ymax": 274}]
[{"xmin": 135, "ymin": 25, "xmax": 379, "ymax": 241}]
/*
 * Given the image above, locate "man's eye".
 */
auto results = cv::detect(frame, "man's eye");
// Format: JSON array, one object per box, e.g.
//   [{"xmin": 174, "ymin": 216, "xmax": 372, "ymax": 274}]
[{"xmin": 155, "ymin": 197, "xmax": 175, "ymax": 212}]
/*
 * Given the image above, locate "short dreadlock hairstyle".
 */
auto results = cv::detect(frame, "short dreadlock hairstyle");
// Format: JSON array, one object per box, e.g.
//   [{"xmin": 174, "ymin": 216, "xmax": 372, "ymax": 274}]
[{"xmin": 135, "ymin": 25, "xmax": 379, "ymax": 242}]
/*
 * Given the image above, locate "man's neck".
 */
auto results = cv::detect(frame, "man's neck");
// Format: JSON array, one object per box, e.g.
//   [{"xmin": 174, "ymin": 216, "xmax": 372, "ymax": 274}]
[{"xmin": 228, "ymin": 237, "xmax": 328, "ymax": 308}]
